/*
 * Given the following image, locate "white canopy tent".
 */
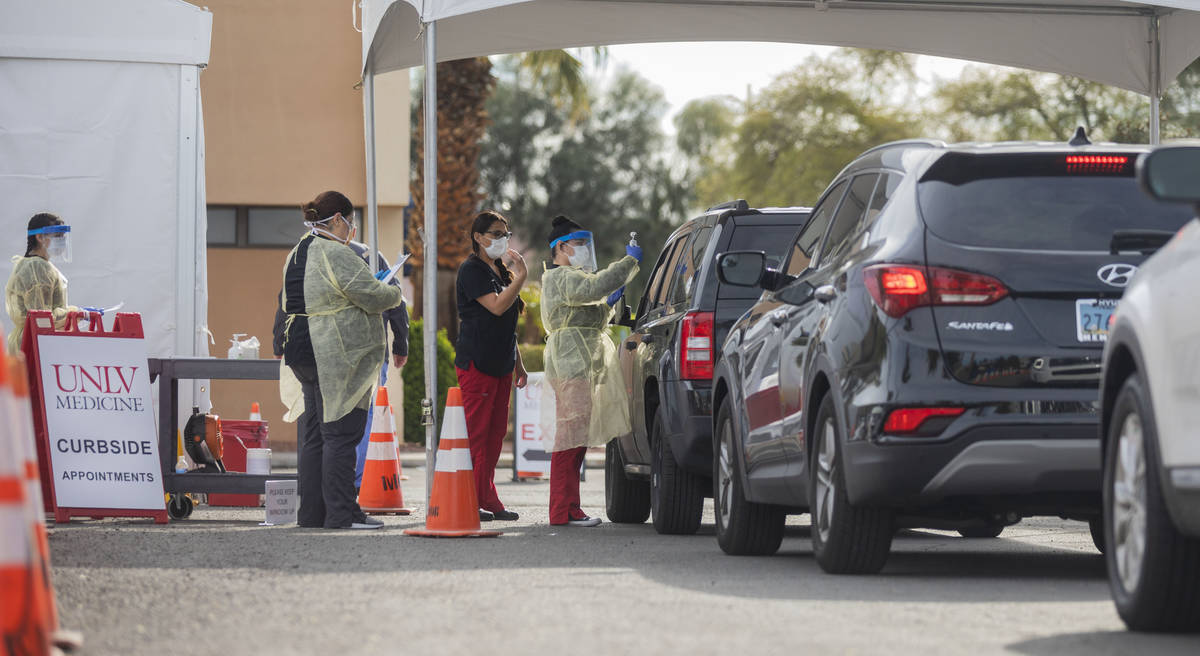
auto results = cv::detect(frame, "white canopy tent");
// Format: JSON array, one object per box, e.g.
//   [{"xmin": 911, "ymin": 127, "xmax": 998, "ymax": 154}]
[
  {"xmin": 0, "ymin": 0, "xmax": 212, "ymax": 409},
  {"xmin": 359, "ymin": 0, "xmax": 1200, "ymax": 488}
]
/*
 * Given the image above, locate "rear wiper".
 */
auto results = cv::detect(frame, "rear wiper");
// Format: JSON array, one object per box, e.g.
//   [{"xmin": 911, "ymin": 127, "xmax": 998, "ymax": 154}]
[{"xmin": 1109, "ymin": 230, "xmax": 1175, "ymax": 255}]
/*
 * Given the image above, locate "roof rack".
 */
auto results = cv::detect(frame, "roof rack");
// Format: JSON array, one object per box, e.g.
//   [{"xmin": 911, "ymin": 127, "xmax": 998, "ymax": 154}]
[
  {"xmin": 857, "ymin": 138, "xmax": 945, "ymax": 158},
  {"xmin": 706, "ymin": 199, "xmax": 749, "ymax": 212}
]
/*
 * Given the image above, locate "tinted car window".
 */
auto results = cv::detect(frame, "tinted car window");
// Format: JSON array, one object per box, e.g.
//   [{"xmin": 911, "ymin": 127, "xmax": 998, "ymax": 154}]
[
  {"xmin": 918, "ymin": 153, "xmax": 1193, "ymax": 251},
  {"xmin": 638, "ymin": 237, "xmax": 682, "ymax": 317},
  {"xmin": 667, "ymin": 227, "xmax": 711, "ymax": 306},
  {"xmin": 655, "ymin": 236, "xmax": 689, "ymax": 308},
  {"xmin": 820, "ymin": 173, "xmax": 878, "ymax": 265},
  {"xmin": 718, "ymin": 221, "xmax": 808, "ymax": 300},
  {"xmin": 786, "ymin": 179, "xmax": 846, "ymax": 275}
]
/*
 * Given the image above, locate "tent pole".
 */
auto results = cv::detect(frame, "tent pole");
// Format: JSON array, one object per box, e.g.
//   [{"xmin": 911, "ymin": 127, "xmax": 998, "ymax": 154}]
[
  {"xmin": 363, "ymin": 62, "xmax": 379, "ymax": 272},
  {"xmin": 423, "ymin": 19, "xmax": 438, "ymax": 505},
  {"xmin": 1149, "ymin": 13, "xmax": 1161, "ymax": 145}
]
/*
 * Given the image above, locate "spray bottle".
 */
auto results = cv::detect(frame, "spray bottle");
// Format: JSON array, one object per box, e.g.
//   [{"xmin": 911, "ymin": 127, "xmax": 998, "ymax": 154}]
[
  {"xmin": 629, "ymin": 231, "xmax": 639, "ymax": 248},
  {"xmin": 227, "ymin": 334, "xmax": 246, "ymax": 359}
]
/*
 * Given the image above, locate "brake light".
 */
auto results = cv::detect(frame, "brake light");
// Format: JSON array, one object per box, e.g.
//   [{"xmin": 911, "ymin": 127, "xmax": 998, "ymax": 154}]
[
  {"xmin": 680, "ymin": 311, "xmax": 714, "ymax": 380},
  {"xmin": 864, "ymin": 265, "xmax": 1009, "ymax": 318},
  {"xmin": 1065, "ymin": 154, "xmax": 1128, "ymax": 173},
  {"xmin": 884, "ymin": 407, "xmax": 965, "ymax": 434}
]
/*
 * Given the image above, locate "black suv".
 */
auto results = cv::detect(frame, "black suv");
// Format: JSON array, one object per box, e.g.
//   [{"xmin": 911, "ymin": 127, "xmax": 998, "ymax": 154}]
[
  {"xmin": 712, "ymin": 138, "xmax": 1195, "ymax": 573},
  {"xmin": 606, "ymin": 201, "xmax": 811, "ymax": 534}
]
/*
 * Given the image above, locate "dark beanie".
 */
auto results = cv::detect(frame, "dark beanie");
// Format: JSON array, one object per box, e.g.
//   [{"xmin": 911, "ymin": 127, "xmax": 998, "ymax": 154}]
[{"xmin": 547, "ymin": 215, "xmax": 586, "ymax": 247}]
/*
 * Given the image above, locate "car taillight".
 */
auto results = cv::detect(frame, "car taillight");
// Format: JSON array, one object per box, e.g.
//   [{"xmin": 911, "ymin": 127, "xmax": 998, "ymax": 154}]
[
  {"xmin": 863, "ymin": 265, "xmax": 1009, "ymax": 318},
  {"xmin": 680, "ymin": 311, "xmax": 714, "ymax": 380},
  {"xmin": 883, "ymin": 407, "xmax": 965, "ymax": 435}
]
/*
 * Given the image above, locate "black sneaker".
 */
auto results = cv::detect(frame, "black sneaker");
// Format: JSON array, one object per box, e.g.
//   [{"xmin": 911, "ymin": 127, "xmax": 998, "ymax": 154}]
[
  {"xmin": 479, "ymin": 510, "xmax": 495, "ymax": 522},
  {"xmin": 492, "ymin": 509, "xmax": 519, "ymax": 521}
]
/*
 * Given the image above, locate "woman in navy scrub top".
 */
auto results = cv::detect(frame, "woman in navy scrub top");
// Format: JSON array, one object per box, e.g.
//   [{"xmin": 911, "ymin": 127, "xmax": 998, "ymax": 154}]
[{"xmin": 455, "ymin": 210, "xmax": 529, "ymax": 522}]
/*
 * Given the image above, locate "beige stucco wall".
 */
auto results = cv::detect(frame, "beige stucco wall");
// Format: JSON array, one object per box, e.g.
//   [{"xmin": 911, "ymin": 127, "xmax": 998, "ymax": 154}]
[{"xmin": 200, "ymin": 1, "xmax": 410, "ymax": 449}]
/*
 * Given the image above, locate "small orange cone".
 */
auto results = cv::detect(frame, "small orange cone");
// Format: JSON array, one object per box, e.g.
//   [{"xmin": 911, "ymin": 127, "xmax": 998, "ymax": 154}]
[
  {"xmin": 357, "ymin": 388, "xmax": 413, "ymax": 515},
  {"xmin": 249, "ymin": 401, "xmax": 262, "ymax": 421},
  {"xmin": 405, "ymin": 388, "xmax": 501, "ymax": 538},
  {"xmin": 0, "ymin": 343, "xmax": 52, "ymax": 655}
]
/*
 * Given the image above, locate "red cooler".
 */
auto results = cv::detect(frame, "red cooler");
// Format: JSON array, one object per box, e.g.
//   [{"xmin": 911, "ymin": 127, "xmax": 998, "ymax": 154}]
[{"xmin": 208, "ymin": 419, "xmax": 269, "ymax": 507}]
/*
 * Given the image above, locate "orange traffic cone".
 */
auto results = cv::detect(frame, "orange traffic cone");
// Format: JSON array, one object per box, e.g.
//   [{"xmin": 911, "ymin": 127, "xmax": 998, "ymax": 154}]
[
  {"xmin": 357, "ymin": 388, "xmax": 413, "ymax": 515},
  {"xmin": 0, "ymin": 346, "xmax": 52, "ymax": 655},
  {"xmin": 378, "ymin": 386, "xmax": 408, "ymax": 480},
  {"xmin": 405, "ymin": 388, "xmax": 501, "ymax": 538},
  {"xmin": 249, "ymin": 401, "xmax": 262, "ymax": 421}
]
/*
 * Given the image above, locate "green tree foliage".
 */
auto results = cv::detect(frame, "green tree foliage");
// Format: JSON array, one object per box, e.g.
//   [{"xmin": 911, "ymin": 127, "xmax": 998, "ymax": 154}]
[
  {"xmin": 400, "ymin": 318, "xmax": 457, "ymax": 444},
  {"xmin": 932, "ymin": 59, "xmax": 1200, "ymax": 142},
  {"xmin": 693, "ymin": 50, "xmax": 922, "ymax": 209},
  {"xmin": 480, "ymin": 65, "xmax": 691, "ymax": 306}
]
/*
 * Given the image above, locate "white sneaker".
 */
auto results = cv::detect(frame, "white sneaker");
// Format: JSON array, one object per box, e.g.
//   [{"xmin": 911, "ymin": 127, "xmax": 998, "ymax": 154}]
[
  {"xmin": 349, "ymin": 516, "xmax": 384, "ymax": 530},
  {"xmin": 567, "ymin": 516, "xmax": 601, "ymax": 527}
]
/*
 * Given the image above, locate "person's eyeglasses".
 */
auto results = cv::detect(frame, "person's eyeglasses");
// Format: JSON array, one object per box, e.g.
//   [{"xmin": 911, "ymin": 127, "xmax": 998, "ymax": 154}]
[{"xmin": 486, "ymin": 230, "xmax": 513, "ymax": 239}]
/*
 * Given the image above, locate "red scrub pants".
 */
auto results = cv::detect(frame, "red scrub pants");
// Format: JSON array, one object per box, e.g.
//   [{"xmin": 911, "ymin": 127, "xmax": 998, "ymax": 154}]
[
  {"xmin": 549, "ymin": 377, "xmax": 592, "ymax": 524},
  {"xmin": 456, "ymin": 363, "xmax": 513, "ymax": 513}
]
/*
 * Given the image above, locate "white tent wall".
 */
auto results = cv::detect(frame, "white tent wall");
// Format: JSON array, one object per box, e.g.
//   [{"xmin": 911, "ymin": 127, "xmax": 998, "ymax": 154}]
[{"xmin": 0, "ymin": 0, "xmax": 213, "ymax": 425}]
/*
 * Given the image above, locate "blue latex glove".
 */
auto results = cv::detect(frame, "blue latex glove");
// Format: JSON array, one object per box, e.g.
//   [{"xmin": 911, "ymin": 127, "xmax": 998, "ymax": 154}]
[
  {"xmin": 606, "ymin": 287, "xmax": 625, "ymax": 306},
  {"xmin": 81, "ymin": 306, "xmax": 104, "ymax": 315},
  {"xmin": 374, "ymin": 269, "xmax": 389, "ymax": 281},
  {"xmin": 626, "ymin": 244, "xmax": 643, "ymax": 262}
]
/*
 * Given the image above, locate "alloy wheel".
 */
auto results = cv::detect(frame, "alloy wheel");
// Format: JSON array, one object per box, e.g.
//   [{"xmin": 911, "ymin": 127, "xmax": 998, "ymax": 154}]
[
  {"xmin": 814, "ymin": 419, "xmax": 837, "ymax": 544},
  {"xmin": 717, "ymin": 421, "xmax": 733, "ymax": 530},
  {"xmin": 1113, "ymin": 412, "xmax": 1147, "ymax": 594}
]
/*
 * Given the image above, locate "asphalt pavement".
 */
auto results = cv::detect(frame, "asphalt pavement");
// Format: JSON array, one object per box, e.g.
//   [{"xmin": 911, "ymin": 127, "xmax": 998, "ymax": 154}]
[{"xmin": 49, "ymin": 466, "xmax": 1200, "ymax": 655}]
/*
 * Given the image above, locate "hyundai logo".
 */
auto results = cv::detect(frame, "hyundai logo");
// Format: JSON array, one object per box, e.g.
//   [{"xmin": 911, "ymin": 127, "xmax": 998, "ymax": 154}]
[{"xmin": 1097, "ymin": 263, "xmax": 1137, "ymax": 288}]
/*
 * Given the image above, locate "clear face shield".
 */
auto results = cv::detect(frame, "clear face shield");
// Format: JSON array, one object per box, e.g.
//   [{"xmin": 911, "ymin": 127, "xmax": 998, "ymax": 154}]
[
  {"xmin": 29, "ymin": 224, "xmax": 72, "ymax": 263},
  {"xmin": 553, "ymin": 231, "xmax": 597, "ymax": 272}
]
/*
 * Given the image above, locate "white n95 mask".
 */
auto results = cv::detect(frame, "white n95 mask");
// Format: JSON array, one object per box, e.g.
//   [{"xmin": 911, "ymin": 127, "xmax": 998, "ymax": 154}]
[{"xmin": 484, "ymin": 236, "xmax": 508, "ymax": 259}]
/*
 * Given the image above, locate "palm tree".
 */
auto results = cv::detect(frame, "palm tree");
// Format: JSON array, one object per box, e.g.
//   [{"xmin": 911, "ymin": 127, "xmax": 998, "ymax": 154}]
[{"xmin": 407, "ymin": 49, "xmax": 602, "ymax": 336}]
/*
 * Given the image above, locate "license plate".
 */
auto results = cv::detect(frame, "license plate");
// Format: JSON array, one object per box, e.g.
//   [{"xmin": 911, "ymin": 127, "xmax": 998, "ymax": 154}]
[{"xmin": 1075, "ymin": 298, "xmax": 1118, "ymax": 343}]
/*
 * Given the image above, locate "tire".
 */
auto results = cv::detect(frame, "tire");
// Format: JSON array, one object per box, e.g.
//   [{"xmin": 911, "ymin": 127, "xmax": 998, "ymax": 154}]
[
  {"xmin": 958, "ymin": 524, "xmax": 1005, "ymax": 539},
  {"xmin": 713, "ymin": 397, "xmax": 785, "ymax": 555},
  {"xmin": 1104, "ymin": 374, "xmax": 1200, "ymax": 632},
  {"xmin": 810, "ymin": 393, "xmax": 894, "ymax": 574},
  {"xmin": 650, "ymin": 412, "xmax": 705, "ymax": 535},
  {"xmin": 1089, "ymin": 516, "xmax": 1106, "ymax": 554},
  {"xmin": 605, "ymin": 439, "xmax": 650, "ymax": 524}
]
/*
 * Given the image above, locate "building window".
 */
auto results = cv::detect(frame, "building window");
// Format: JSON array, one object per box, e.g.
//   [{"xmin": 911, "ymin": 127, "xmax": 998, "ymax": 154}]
[{"xmin": 207, "ymin": 205, "xmax": 362, "ymax": 248}]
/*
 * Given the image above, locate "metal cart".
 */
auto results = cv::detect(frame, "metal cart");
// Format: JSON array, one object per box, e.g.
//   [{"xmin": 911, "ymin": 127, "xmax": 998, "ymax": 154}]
[{"xmin": 149, "ymin": 357, "xmax": 297, "ymax": 519}]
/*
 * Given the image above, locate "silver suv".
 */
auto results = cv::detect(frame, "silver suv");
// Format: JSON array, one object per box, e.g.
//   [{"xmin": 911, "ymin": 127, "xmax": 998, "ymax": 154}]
[{"xmin": 1099, "ymin": 145, "xmax": 1200, "ymax": 632}]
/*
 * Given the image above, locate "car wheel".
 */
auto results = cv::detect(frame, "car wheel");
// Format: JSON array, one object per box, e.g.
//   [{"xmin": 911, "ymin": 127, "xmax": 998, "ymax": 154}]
[
  {"xmin": 958, "ymin": 523, "xmax": 1005, "ymax": 539},
  {"xmin": 605, "ymin": 439, "xmax": 650, "ymax": 524},
  {"xmin": 1104, "ymin": 374, "xmax": 1200, "ymax": 631},
  {"xmin": 713, "ymin": 397, "xmax": 784, "ymax": 555},
  {"xmin": 810, "ymin": 393, "xmax": 893, "ymax": 574},
  {"xmin": 650, "ymin": 412, "xmax": 705, "ymax": 535},
  {"xmin": 1088, "ymin": 516, "xmax": 1106, "ymax": 554}
]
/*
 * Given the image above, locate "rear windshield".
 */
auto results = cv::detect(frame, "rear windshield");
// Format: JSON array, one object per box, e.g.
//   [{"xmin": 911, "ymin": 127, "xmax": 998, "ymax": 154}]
[
  {"xmin": 918, "ymin": 153, "xmax": 1192, "ymax": 251},
  {"xmin": 728, "ymin": 223, "xmax": 802, "ymax": 269},
  {"xmin": 720, "ymin": 220, "xmax": 805, "ymax": 299}
]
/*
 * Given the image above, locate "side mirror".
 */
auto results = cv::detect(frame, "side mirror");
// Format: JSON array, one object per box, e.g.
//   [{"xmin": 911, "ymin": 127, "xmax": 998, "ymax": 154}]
[
  {"xmin": 1139, "ymin": 146, "xmax": 1200, "ymax": 204},
  {"xmin": 776, "ymin": 280, "xmax": 815, "ymax": 306},
  {"xmin": 717, "ymin": 251, "xmax": 767, "ymax": 287},
  {"xmin": 618, "ymin": 302, "xmax": 635, "ymax": 328}
]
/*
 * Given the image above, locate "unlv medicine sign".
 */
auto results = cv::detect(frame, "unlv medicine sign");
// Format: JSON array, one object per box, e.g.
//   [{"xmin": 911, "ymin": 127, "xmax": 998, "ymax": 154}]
[{"xmin": 36, "ymin": 334, "xmax": 163, "ymax": 510}]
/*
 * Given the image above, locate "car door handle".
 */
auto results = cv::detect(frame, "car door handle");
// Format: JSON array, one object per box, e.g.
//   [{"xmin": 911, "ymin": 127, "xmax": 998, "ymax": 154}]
[
  {"xmin": 642, "ymin": 334, "xmax": 655, "ymax": 344},
  {"xmin": 624, "ymin": 341, "xmax": 637, "ymax": 351},
  {"xmin": 814, "ymin": 285, "xmax": 837, "ymax": 303}
]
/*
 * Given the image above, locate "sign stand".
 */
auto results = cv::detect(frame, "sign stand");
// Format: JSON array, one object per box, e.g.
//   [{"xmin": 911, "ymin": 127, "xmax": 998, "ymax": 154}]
[{"xmin": 22, "ymin": 310, "xmax": 168, "ymax": 524}]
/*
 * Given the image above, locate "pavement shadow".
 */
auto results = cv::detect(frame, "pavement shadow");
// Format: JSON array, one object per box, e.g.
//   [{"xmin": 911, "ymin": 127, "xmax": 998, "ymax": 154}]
[
  {"xmin": 1006, "ymin": 630, "xmax": 1200, "ymax": 656},
  {"xmin": 50, "ymin": 512, "xmax": 1110, "ymax": 604}
]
